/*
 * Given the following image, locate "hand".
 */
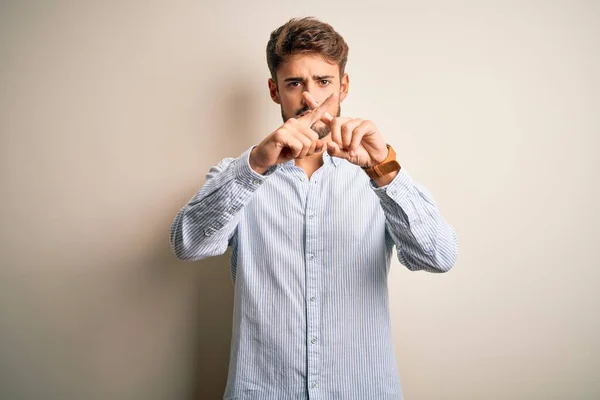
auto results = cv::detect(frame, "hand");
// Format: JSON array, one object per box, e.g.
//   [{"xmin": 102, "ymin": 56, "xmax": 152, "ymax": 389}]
[
  {"xmin": 303, "ymin": 92, "xmax": 389, "ymax": 168},
  {"xmin": 249, "ymin": 93, "xmax": 337, "ymax": 174}
]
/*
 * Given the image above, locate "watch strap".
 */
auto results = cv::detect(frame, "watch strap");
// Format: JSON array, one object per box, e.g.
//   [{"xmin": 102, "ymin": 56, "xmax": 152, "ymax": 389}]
[{"xmin": 362, "ymin": 145, "xmax": 401, "ymax": 180}]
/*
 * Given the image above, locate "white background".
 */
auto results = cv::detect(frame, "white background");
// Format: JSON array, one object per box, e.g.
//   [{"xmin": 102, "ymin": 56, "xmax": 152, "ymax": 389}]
[{"xmin": 1, "ymin": 1, "xmax": 598, "ymax": 398}]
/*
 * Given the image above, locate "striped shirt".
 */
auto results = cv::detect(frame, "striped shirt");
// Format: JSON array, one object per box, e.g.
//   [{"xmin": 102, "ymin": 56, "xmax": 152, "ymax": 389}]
[{"xmin": 170, "ymin": 146, "xmax": 458, "ymax": 400}]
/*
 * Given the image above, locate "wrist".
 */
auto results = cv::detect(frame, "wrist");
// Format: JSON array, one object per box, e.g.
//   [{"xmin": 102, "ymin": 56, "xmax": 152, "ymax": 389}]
[
  {"xmin": 362, "ymin": 144, "xmax": 401, "ymax": 181},
  {"xmin": 249, "ymin": 147, "xmax": 269, "ymax": 175},
  {"xmin": 372, "ymin": 146, "xmax": 390, "ymax": 166},
  {"xmin": 373, "ymin": 170, "xmax": 399, "ymax": 187}
]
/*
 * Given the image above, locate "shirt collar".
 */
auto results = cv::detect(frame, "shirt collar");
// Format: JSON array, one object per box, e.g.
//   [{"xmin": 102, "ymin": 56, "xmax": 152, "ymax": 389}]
[{"xmin": 323, "ymin": 150, "xmax": 342, "ymax": 167}]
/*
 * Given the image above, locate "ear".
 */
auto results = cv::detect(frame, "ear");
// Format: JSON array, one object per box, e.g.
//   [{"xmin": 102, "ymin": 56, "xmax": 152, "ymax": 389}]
[
  {"xmin": 268, "ymin": 78, "xmax": 281, "ymax": 104},
  {"xmin": 340, "ymin": 73, "xmax": 349, "ymax": 102}
]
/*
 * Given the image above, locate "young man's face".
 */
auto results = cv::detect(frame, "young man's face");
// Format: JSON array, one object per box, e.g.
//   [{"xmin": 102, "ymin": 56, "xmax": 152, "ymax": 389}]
[{"xmin": 268, "ymin": 53, "xmax": 349, "ymax": 139}]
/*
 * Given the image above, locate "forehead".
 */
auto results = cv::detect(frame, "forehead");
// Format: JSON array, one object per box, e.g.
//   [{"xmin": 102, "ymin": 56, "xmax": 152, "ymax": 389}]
[{"xmin": 276, "ymin": 53, "xmax": 339, "ymax": 80}]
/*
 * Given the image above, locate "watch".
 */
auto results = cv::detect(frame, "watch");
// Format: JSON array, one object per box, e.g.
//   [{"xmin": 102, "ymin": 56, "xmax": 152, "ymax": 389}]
[{"xmin": 362, "ymin": 144, "xmax": 401, "ymax": 180}]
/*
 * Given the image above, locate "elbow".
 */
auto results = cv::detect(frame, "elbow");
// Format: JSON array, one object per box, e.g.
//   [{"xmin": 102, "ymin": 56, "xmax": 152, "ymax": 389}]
[
  {"xmin": 431, "ymin": 227, "xmax": 459, "ymax": 273},
  {"xmin": 432, "ymin": 252, "xmax": 456, "ymax": 273},
  {"xmin": 402, "ymin": 228, "xmax": 459, "ymax": 273},
  {"xmin": 169, "ymin": 226, "xmax": 228, "ymax": 262},
  {"xmin": 170, "ymin": 234, "xmax": 195, "ymax": 261},
  {"xmin": 169, "ymin": 218, "xmax": 206, "ymax": 261},
  {"xmin": 415, "ymin": 251, "xmax": 456, "ymax": 274},
  {"xmin": 170, "ymin": 219, "xmax": 191, "ymax": 260},
  {"xmin": 170, "ymin": 231, "xmax": 215, "ymax": 261},
  {"xmin": 169, "ymin": 212, "xmax": 232, "ymax": 262},
  {"xmin": 171, "ymin": 242, "xmax": 196, "ymax": 261},
  {"xmin": 170, "ymin": 238, "xmax": 216, "ymax": 262}
]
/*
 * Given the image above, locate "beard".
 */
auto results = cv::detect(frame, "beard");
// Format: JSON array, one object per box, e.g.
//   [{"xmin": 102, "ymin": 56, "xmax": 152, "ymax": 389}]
[{"xmin": 281, "ymin": 101, "xmax": 342, "ymax": 139}]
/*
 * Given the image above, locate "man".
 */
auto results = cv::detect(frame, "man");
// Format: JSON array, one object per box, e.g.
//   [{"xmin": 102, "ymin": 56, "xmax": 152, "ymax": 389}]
[{"xmin": 171, "ymin": 17, "xmax": 458, "ymax": 400}]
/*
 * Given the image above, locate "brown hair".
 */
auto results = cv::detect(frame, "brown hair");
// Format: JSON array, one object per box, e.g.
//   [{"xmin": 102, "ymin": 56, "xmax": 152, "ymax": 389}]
[{"xmin": 266, "ymin": 17, "xmax": 349, "ymax": 83}]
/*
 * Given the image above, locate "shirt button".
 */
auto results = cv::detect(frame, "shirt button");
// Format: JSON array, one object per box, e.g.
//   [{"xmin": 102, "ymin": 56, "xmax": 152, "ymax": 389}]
[
  {"xmin": 311, "ymin": 337, "xmax": 317, "ymax": 344},
  {"xmin": 309, "ymin": 255, "xmax": 315, "ymax": 261},
  {"xmin": 308, "ymin": 214, "xmax": 314, "ymax": 219},
  {"xmin": 253, "ymin": 179, "xmax": 261, "ymax": 185},
  {"xmin": 300, "ymin": 176, "xmax": 306, "ymax": 182},
  {"xmin": 391, "ymin": 189, "xmax": 398, "ymax": 195},
  {"xmin": 310, "ymin": 296, "xmax": 316, "ymax": 302},
  {"xmin": 204, "ymin": 229, "xmax": 213, "ymax": 237},
  {"xmin": 311, "ymin": 382, "xmax": 318, "ymax": 388}
]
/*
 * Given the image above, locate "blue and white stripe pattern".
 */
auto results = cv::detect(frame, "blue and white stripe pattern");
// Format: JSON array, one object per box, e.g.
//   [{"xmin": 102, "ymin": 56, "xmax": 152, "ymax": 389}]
[{"xmin": 170, "ymin": 146, "xmax": 458, "ymax": 400}]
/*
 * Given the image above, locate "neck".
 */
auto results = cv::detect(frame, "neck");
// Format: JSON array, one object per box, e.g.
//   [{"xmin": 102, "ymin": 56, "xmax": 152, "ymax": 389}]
[
  {"xmin": 294, "ymin": 136, "xmax": 331, "ymax": 178},
  {"xmin": 294, "ymin": 151, "xmax": 324, "ymax": 169}
]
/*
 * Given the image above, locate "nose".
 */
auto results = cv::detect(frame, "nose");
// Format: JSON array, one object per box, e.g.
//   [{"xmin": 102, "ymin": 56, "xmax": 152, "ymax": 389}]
[
  {"xmin": 302, "ymin": 86, "xmax": 318, "ymax": 108},
  {"xmin": 301, "ymin": 90, "xmax": 310, "ymax": 107},
  {"xmin": 303, "ymin": 80, "xmax": 320, "ymax": 98}
]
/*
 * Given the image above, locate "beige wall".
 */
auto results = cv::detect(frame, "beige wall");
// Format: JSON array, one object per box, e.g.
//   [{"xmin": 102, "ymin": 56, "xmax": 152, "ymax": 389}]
[{"xmin": 1, "ymin": 1, "xmax": 598, "ymax": 399}]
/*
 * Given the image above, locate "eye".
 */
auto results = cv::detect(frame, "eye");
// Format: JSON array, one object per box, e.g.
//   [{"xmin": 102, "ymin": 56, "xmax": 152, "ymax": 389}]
[
  {"xmin": 287, "ymin": 81, "xmax": 302, "ymax": 88},
  {"xmin": 320, "ymin": 80, "xmax": 331, "ymax": 86}
]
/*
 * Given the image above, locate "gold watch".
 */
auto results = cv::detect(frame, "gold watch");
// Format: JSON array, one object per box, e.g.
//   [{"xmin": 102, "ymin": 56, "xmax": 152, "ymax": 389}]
[{"xmin": 362, "ymin": 144, "xmax": 401, "ymax": 180}]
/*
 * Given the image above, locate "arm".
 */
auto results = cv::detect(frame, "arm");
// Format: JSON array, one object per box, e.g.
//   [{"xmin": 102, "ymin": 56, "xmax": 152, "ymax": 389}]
[
  {"xmin": 170, "ymin": 95, "xmax": 337, "ymax": 261},
  {"xmin": 299, "ymin": 92, "xmax": 458, "ymax": 272},
  {"xmin": 371, "ymin": 169, "xmax": 459, "ymax": 273},
  {"xmin": 169, "ymin": 146, "xmax": 276, "ymax": 261}
]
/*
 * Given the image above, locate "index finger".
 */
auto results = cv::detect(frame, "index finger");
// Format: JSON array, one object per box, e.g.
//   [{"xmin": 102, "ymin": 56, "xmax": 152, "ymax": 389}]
[
  {"xmin": 299, "ymin": 92, "xmax": 336, "ymax": 126},
  {"xmin": 303, "ymin": 91, "xmax": 334, "ymax": 124}
]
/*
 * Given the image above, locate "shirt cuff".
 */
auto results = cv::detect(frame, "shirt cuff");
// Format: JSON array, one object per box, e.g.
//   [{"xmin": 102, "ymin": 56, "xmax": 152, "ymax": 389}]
[
  {"xmin": 370, "ymin": 168, "xmax": 414, "ymax": 203},
  {"xmin": 234, "ymin": 145, "xmax": 278, "ymax": 190}
]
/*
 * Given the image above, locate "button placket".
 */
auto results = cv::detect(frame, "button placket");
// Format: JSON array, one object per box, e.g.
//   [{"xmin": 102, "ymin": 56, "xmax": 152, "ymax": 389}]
[{"xmin": 304, "ymin": 166, "xmax": 326, "ymax": 387}]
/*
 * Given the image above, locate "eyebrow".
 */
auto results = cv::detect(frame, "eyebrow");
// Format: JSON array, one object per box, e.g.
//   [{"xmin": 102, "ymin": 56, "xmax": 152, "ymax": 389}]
[{"xmin": 283, "ymin": 75, "xmax": 335, "ymax": 82}]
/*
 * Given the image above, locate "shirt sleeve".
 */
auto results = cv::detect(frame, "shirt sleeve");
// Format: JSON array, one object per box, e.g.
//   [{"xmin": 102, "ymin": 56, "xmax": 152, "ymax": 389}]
[
  {"xmin": 170, "ymin": 145, "xmax": 277, "ymax": 261},
  {"xmin": 370, "ymin": 169, "xmax": 459, "ymax": 273}
]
